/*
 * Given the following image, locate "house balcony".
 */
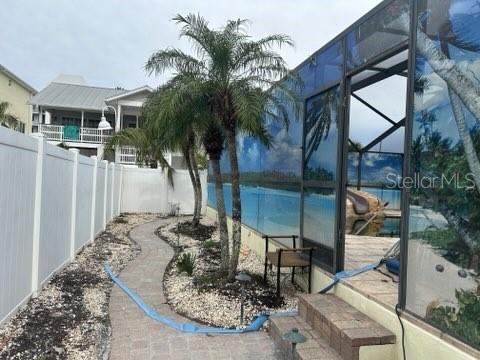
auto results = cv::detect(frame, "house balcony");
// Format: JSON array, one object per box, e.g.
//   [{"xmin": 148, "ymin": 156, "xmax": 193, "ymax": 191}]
[
  {"xmin": 36, "ymin": 124, "xmax": 112, "ymax": 144},
  {"xmin": 115, "ymin": 145, "xmax": 137, "ymax": 165}
]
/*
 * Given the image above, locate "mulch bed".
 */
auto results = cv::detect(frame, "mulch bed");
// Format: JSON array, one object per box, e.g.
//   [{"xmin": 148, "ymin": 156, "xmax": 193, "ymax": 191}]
[
  {"xmin": 160, "ymin": 218, "xmax": 299, "ymax": 328},
  {"xmin": 170, "ymin": 220, "xmax": 216, "ymax": 241},
  {"xmin": 0, "ymin": 213, "xmax": 157, "ymax": 360}
]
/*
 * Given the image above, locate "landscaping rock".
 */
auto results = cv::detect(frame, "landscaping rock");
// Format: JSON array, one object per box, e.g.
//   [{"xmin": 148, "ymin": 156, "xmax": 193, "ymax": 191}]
[
  {"xmin": 160, "ymin": 218, "xmax": 298, "ymax": 329},
  {"xmin": 0, "ymin": 214, "xmax": 157, "ymax": 360}
]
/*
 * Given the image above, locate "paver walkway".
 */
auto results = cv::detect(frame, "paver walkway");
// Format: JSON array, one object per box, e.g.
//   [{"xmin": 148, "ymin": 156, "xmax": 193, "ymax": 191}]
[{"xmin": 109, "ymin": 218, "xmax": 281, "ymax": 360}]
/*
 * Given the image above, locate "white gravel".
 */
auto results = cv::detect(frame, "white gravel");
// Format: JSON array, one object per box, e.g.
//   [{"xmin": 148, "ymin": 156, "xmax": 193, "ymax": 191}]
[
  {"xmin": 0, "ymin": 213, "xmax": 158, "ymax": 360},
  {"xmin": 161, "ymin": 217, "xmax": 298, "ymax": 328}
]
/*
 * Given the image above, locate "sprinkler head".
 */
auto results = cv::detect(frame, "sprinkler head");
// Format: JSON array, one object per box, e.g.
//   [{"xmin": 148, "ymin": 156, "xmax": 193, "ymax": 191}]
[{"xmin": 283, "ymin": 328, "xmax": 307, "ymax": 344}]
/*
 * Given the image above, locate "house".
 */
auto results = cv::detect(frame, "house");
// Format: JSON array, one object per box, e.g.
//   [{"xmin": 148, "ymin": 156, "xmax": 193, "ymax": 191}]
[
  {"xmin": 30, "ymin": 75, "xmax": 156, "ymax": 164},
  {"xmin": 0, "ymin": 64, "xmax": 37, "ymax": 133}
]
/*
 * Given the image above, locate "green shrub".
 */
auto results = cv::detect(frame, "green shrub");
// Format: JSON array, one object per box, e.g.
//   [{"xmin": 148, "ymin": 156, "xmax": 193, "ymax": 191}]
[
  {"xmin": 428, "ymin": 289, "xmax": 480, "ymax": 347},
  {"xmin": 202, "ymin": 239, "xmax": 216, "ymax": 249},
  {"xmin": 176, "ymin": 253, "xmax": 196, "ymax": 276}
]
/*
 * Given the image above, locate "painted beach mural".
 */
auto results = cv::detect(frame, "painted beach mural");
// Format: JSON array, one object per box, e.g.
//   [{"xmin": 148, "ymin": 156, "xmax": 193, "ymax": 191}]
[{"xmin": 405, "ymin": 0, "xmax": 480, "ymax": 348}]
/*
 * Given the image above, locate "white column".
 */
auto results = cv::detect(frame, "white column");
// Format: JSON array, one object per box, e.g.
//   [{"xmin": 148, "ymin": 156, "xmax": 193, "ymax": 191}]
[
  {"xmin": 80, "ymin": 111, "xmax": 85, "ymax": 143},
  {"xmin": 115, "ymin": 104, "xmax": 122, "ymax": 132},
  {"xmin": 135, "ymin": 115, "xmax": 139, "ymax": 128},
  {"xmin": 110, "ymin": 163, "xmax": 115, "ymax": 219},
  {"xmin": 44, "ymin": 110, "xmax": 51, "ymax": 125},
  {"xmin": 103, "ymin": 160, "xmax": 108, "ymax": 229},
  {"xmin": 69, "ymin": 149, "xmax": 79, "ymax": 260},
  {"xmin": 31, "ymin": 133, "xmax": 44, "ymax": 294},
  {"xmin": 90, "ymin": 156, "xmax": 98, "ymax": 243}
]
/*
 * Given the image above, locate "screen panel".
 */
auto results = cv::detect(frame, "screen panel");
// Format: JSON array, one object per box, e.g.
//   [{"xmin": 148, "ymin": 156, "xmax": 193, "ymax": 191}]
[
  {"xmin": 346, "ymin": 0, "xmax": 410, "ymax": 71},
  {"xmin": 406, "ymin": 0, "xmax": 480, "ymax": 349},
  {"xmin": 302, "ymin": 85, "xmax": 342, "ymax": 270}
]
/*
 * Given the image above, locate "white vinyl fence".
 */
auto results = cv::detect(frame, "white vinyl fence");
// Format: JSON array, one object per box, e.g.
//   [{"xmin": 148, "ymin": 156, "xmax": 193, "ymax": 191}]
[
  {"xmin": 0, "ymin": 128, "xmax": 121, "ymax": 325},
  {"xmin": 0, "ymin": 127, "xmax": 206, "ymax": 325},
  {"xmin": 120, "ymin": 167, "xmax": 207, "ymax": 215}
]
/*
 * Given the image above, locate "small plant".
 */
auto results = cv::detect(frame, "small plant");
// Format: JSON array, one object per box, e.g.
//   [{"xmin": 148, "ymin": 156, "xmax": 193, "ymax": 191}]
[
  {"xmin": 428, "ymin": 288, "xmax": 480, "ymax": 347},
  {"xmin": 202, "ymin": 239, "xmax": 216, "ymax": 249},
  {"xmin": 176, "ymin": 253, "xmax": 196, "ymax": 276}
]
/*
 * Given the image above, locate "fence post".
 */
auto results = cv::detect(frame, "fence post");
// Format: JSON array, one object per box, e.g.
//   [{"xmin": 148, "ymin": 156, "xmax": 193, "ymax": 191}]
[
  {"xmin": 110, "ymin": 163, "xmax": 115, "ymax": 219},
  {"xmin": 103, "ymin": 160, "xmax": 108, "ymax": 230},
  {"xmin": 31, "ymin": 133, "xmax": 44, "ymax": 294},
  {"xmin": 118, "ymin": 165, "xmax": 123, "ymax": 215},
  {"xmin": 165, "ymin": 168, "xmax": 170, "ymax": 215},
  {"xmin": 69, "ymin": 149, "xmax": 79, "ymax": 260},
  {"xmin": 90, "ymin": 156, "xmax": 98, "ymax": 243}
]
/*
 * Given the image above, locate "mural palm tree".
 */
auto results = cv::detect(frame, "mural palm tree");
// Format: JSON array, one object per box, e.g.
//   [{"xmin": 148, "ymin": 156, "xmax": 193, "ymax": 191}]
[
  {"xmin": 399, "ymin": 5, "xmax": 480, "ymax": 189},
  {"xmin": 304, "ymin": 90, "xmax": 339, "ymax": 166},
  {"xmin": 145, "ymin": 14, "xmax": 298, "ymax": 279}
]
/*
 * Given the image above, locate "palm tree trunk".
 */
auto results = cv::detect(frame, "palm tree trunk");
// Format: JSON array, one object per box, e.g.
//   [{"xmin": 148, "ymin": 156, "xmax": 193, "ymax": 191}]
[
  {"xmin": 189, "ymin": 145, "xmax": 202, "ymax": 226},
  {"xmin": 396, "ymin": 12, "xmax": 480, "ymax": 123},
  {"xmin": 210, "ymin": 157, "xmax": 230, "ymax": 271},
  {"xmin": 183, "ymin": 147, "xmax": 199, "ymax": 225},
  {"xmin": 416, "ymin": 29, "xmax": 480, "ymax": 123},
  {"xmin": 421, "ymin": 187, "xmax": 479, "ymax": 250},
  {"xmin": 448, "ymin": 88, "xmax": 480, "ymax": 190},
  {"xmin": 225, "ymin": 128, "xmax": 242, "ymax": 280}
]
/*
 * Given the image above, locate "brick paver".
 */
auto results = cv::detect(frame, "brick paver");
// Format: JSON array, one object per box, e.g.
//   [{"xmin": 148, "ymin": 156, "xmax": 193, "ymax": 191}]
[{"xmin": 109, "ymin": 218, "xmax": 281, "ymax": 360}]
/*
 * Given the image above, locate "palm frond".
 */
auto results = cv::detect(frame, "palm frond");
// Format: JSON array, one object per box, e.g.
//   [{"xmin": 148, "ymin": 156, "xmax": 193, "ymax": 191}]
[{"xmin": 145, "ymin": 48, "xmax": 207, "ymax": 76}]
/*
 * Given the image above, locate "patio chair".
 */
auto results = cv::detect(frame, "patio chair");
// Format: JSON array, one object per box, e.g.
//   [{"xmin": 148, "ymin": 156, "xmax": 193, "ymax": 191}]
[{"xmin": 262, "ymin": 235, "xmax": 313, "ymax": 298}]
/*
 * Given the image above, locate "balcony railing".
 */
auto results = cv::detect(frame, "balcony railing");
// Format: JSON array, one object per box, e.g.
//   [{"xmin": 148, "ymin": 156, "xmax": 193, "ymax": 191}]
[
  {"xmin": 116, "ymin": 146, "xmax": 137, "ymax": 165},
  {"xmin": 37, "ymin": 124, "xmax": 112, "ymax": 144}
]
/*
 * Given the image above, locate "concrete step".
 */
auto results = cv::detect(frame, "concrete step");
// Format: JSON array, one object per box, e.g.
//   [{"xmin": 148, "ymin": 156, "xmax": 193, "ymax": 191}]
[{"xmin": 269, "ymin": 314, "xmax": 342, "ymax": 360}]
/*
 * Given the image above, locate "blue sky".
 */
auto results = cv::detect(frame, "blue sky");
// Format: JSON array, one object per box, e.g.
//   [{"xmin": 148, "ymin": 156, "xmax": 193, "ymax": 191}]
[{"xmin": 1, "ymin": 0, "xmax": 382, "ymax": 91}]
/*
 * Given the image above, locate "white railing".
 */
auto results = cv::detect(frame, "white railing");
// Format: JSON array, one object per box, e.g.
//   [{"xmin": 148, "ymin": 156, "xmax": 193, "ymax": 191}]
[
  {"xmin": 37, "ymin": 124, "xmax": 112, "ymax": 144},
  {"xmin": 117, "ymin": 146, "xmax": 137, "ymax": 165}
]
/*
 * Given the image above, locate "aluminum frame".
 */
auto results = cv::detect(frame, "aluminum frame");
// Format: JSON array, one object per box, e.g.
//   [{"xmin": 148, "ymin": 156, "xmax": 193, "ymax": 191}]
[{"xmin": 299, "ymin": 0, "xmax": 414, "ymax": 276}]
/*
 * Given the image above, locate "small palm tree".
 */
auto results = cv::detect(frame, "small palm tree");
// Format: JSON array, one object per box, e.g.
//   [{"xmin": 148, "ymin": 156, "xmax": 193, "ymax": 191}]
[
  {"xmin": 106, "ymin": 127, "xmax": 170, "ymax": 169},
  {"xmin": 0, "ymin": 101, "xmax": 20, "ymax": 129},
  {"xmin": 146, "ymin": 14, "xmax": 299, "ymax": 279},
  {"xmin": 202, "ymin": 121, "xmax": 230, "ymax": 271},
  {"xmin": 142, "ymin": 87, "xmax": 205, "ymax": 227},
  {"xmin": 147, "ymin": 77, "xmax": 231, "ymax": 269}
]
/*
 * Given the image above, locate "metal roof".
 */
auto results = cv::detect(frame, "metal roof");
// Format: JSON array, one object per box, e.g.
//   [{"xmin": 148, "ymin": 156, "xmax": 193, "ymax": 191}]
[
  {"xmin": 30, "ymin": 82, "xmax": 126, "ymax": 111},
  {"xmin": 105, "ymin": 85, "xmax": 153, "ymax": 101},
  {"xmin": 0, "ymin": 64, "xmax": 37, "ymax": 94}
]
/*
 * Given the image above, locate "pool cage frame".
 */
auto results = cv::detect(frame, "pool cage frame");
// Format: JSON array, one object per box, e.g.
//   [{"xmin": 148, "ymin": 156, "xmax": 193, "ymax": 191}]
[{"xmin": 298, "ymin": 0, "xmax": 417, "ymax": 309}]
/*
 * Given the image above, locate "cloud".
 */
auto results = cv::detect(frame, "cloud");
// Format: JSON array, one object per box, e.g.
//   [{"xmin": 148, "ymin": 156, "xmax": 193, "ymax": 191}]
[{"xmin": 247, "ymin": 142, "xmax": 260, "ymax": 163}]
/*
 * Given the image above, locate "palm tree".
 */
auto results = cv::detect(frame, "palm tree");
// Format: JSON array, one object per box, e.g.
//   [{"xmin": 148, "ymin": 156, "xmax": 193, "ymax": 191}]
[
  {"xmin": 106, "ymin": 127, "xmax": 169, "ymax": 168},
  {"xmin": 146, "ymin": 14, "xmax": 298, "ymax": 279},
  {"xmin": 143, "ymin": 87, "xmax": 206, "ymax": 227},
  {"xmin": 0, "ymin": 101, "xmax": 19, "ymax": 129},
  {"xmin": 202, "ymin": 121, "xmax": 230, "ymax": 271},
  {"xmin": 147, "ymin": 75, "xmax": 232, "ymax": 269}
]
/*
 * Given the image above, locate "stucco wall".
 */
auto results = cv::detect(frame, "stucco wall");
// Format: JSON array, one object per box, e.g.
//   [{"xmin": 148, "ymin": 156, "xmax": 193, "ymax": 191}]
[
  {"xmin": 206, "ymin": 206, "xmax": 478, "ymax": 360},
  {"xmin": 0, "ymin": 71, "xmax": 34, "ymax": 133}
]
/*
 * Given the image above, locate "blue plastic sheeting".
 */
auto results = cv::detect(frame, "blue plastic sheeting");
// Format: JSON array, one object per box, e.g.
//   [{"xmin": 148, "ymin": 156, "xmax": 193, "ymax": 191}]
[
  {"xmin": 318, "ymin": 261, "xmax": 381, "ymax": 294},
  {"xmin": 104, "ymin": 264, "xmax": 297, "ymax": 334},
  {"xmin": 386, "ymin": 258, "xmax": 400, "ymax": 275}
]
